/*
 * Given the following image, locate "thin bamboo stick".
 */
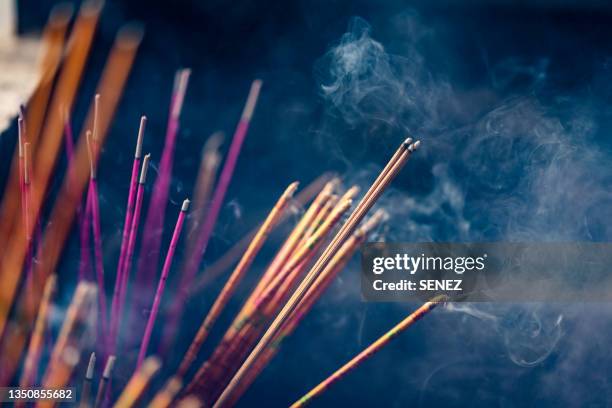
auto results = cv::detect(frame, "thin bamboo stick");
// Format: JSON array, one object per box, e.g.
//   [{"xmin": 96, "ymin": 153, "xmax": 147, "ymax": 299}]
[{"xmin": 177, "ymin": 182, "xmax": 298, "ymax": 377}]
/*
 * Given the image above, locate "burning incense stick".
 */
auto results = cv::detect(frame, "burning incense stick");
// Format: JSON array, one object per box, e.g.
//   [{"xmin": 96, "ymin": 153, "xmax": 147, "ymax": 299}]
[
  {"xmin": 113, "ymin": 356, "xmax": 161, "ymax": 408},
  {"xmin": 227, "ymin": 211, "xmax": 388, "ymax": 406},
  {"xmin": 184, "ymin": 189, "xmax": 350, "ymax": 401},
  {"xmin": 79, "ymin": 352, "xmax": 96, "ymax": 408},
  {"xmin": 163, "ymin": 79, "xmax": 262, "ymax": 351},
  {"xmin": 149, "ymin": 377, "xmax": 183, "ymax": 408},
  {"xmin": 18, "ymin": 275, "xmax": 56, "ymax": 390},
  {"xmin": 135, "ymin": 69, "xmax": 191, "ymax": 288},
  {"xmin": 177, "ymin": 182, "xmax": 298, "ymax": 377},
  {"xmin": 290, "ymin": 295, "xmax": 446, "ymax": 407},
  {"xmin": 93, "ymin": 355, "xmax": 116, "ymax": 408},
  {"xmin": 88, "ymin": 120, "xmax": 109, "ymax": 345},
  {"xmin": 184, "ymin": 181, "xmax": 339, "ymax": 398},
  {"xmin": 110, "ymin": 153, "xmax": 150, "ymax": 349},
  {"xmin": 115, "ymin": 116, "xmax": 146, "ymax": 301},
  {"xmin": 213, "ymin": 138, "xmax": 418, "ymax": 407},
  {"xmin": 137, "ymin": 199, "xmax": 190, "ymax": 368}
]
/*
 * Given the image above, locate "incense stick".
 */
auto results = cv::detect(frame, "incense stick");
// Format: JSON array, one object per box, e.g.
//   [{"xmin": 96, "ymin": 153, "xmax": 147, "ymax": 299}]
[
  {"xmin": 79, "ymin": 352, "xmax": 96, "ymax": 408},
  {"xmin": 290, "ymin": 296, "xmax": 446, "ymax": 407},
  {"xmin": 113, "ymin": 356, "xmax": 160, "ymax": 408},
  {"xmin": 110, "ymin": 154, "xmax": 150, "ymax": 350},
  {"xmin": 177, "ymin": 182, "xmax": 298, "ymax": 377},
  {"xmin": 184, "ymin": 181, "xmax": 339, "ymax": 398},
  {"xmin": 115, "ymin": 116, "xmax": 146, "ymax": 306},
  {"xmin": 149, "ymin": 377, "xmax": 183, "ymax": 408},
  {"xmin": 88, "ymin": 119, "xmax": 109, "ymax": 347},
  {"xmin": 213, "ymin": 138, "xmax": 418, "ymax": 407},
  {"xmin": 227, "ymin": 211, "xmax": 387, "ymax": 406},
  {"xmin": 137, "ymin": 199, "xmax": 190, "ymax": 369},
  {"xmin": 93, "ymin": 355, "xmax": 116, "ymax": 408},
  {"xmin": 163, "ymin": 79, "xmax": 263, "ymax": 352}
]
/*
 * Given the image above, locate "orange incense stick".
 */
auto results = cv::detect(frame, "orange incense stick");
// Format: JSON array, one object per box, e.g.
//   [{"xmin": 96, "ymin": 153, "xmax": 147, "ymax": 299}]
[
  {"xmin": 113, "ymin": 356, "xmax": 161, "ymax": 408},
  {"xmin": 290, "ymin": 296, "xmax": 446, "ymax": 407},
  {"xmin": 177, "ymin": 182, "xmax": 298, "ymax": 377}
]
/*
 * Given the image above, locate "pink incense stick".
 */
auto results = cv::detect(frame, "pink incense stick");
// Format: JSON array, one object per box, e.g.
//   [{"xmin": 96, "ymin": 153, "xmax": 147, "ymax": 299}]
[
  {"xmin": 161, "ymin": 79, "xmax": 262, "ymax": 351},
  {"xmin": 136, "ymin": 199, "xmax": 189, "ymax": 369},
  {"xmin": 90, "ymin": 180, "xmax": 108, "ymax": 342},
  {"xmin": 114, "ymin": 116, "xmax": 146, "ymax": 299},
  {"xmin": 110, "ymin": 154, "xmax": 150, "ymax": 351},
  {"xmin": 135, "ymin": 69, "xmax": 190, "ymax": 292}
]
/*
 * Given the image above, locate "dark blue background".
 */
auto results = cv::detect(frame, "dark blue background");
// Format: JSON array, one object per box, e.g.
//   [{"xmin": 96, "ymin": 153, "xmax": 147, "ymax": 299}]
[{"xmin": 3, "ymin": 0, "xmax": 612, "ymax": 406}]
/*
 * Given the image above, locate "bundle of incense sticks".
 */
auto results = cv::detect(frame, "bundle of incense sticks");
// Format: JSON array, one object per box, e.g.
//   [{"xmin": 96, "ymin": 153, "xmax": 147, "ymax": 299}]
[
  {"xmin": 0, "ymin": 4, "xmax": 439, "ymax": 407},
  {"xmin": 181, "ymin": 181, "xmax": 358, "ymax": 402},
  {"xmin": 212, "ymin": 138, "xmax": 419, "ymax": 407}
]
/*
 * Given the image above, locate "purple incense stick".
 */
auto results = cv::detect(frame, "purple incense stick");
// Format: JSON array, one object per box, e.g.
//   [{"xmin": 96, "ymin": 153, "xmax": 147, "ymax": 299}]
[
  {"xmin": 161, "ymin": 79, "xmax": 262, "ymax": 351},
  {"xmin": 134, "ymin": 69, "xmax": 190, "ymax": 291},
  {"xmin": 79, "ymin": 184, "xmax": 93, "ymax": 281},
  {"xmin": 136, "ymin": 199, "xmax": 189, "ymax": 369},
  {"xmin": 113, "ymin": 116, "xmax": 146, "ymax": 306},
  {"xmin": 90, "ymin": 177, "xmax": 108, "ymax": 347},
  {"xmin": 110, "ymin": 154, "xmax": 150, "ymax": 351}
]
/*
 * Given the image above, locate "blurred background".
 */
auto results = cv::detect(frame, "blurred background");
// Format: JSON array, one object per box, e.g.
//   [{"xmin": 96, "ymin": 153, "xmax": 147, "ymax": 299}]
[{"xmin": 2, "ymin": 0, "xmax": 612, "ymax": 406}]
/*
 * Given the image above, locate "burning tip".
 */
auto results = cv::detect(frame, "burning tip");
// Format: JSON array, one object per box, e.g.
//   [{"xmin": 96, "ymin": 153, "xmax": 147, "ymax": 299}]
[
  {"xmin": 181, "ymin": 199, "xmax": 191, "ymax": 212},
  {"xmin": 135, "ymin": 116, "xmax": 147, "ymax": 158},
  {"xmin": 411, "ymin": 140, "xmax": 421, "ymax": 151},
  {"xmin": 103, "ymin": 355, "xmax": 116, "ymax": 378},
  {"xmin": 241, "ymin": 79, "xmax": 263, "ymax": 121},
  {"xmin": 287, "ymin": 181, "xmax": 300, "ymax": 196},
  {"xmin": 140, "ymin": 154, "xmax": 151, "ymax": 184},
  {"xmin": 86, "ymin": 352, "xmax": 96, "ymax": 379},
  {"xmin": 402, "ymin": 137, "xmax": 413, "ymax": 147}
]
